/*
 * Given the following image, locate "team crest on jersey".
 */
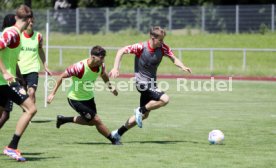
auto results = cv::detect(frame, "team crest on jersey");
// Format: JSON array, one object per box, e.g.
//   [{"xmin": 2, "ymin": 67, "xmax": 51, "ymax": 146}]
[{"xmin": 19, "ymin": 88, "xmax": 27, "ymax": 95}]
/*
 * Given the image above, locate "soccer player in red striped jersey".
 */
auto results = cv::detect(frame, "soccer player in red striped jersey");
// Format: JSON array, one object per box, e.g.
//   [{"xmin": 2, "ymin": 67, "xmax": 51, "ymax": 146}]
[
  {"xmin": 0, "ymin": 5, "xmax": 37, "ymax": 162},
  {"xmin": 0, "ymin": 14, "xmax": 16, "ymax": 129},
  {"xmin": 47, "ymin": 46, "xmax": 121, "ymax": 145},
  {"xmin": 109, "ymin": 26, "xmax": 191, "ymax": 142}
]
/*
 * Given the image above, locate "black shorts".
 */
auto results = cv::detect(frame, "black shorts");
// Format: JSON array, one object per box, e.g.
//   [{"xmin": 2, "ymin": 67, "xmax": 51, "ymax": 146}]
[
  {"xmin": 22, "ymin": 72, "xmax": 39, "ymax": 90},
  {"xmin": 4, "ymin": 100, "xmax": 13, "ymax": 112},
  {"xmin": 67, "ymin": 98, "xmax": 97, "ymax": 122},
  {"xmin": 0, "ymin": 83, "xmax": 29, "ymax": 108},
  {"xmin": 136, "ymin": 83, "xmax": 165, "ymax": 107}
]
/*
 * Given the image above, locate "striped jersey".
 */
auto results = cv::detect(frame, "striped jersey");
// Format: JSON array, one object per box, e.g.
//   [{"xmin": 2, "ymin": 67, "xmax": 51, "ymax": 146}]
[
  {"xmin": 124, "ymin": 40, "xmax": 174, "ymax": 84},
  {"xmin": 66, "ymin": 59, "xmax": 105, "ymax": 100}
]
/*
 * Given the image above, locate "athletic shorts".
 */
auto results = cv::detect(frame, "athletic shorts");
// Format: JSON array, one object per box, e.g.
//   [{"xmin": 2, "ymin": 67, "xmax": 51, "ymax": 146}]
[
  {"xmin": 4, "ymin": 100, "xmax": 13, "ymax": 112},
  {"xmin": 136, "ymin": 83, "xmax": 165, "ymax": 107},
  {"xmin": 67, "ymin": 98, "xmax": 97, "ymax": 122},
  {"xmin": 22, "ymin": 72, "xmax": 39, "ymax": 90},
  {"xmin": 0, "ymin": 83, "xmax": 29, "ymax": 108}
]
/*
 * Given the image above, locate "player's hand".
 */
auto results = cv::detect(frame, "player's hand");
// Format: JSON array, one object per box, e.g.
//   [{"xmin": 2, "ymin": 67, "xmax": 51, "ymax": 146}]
[
  {"xmin": 182, "ymin": 67, "xmax": 192, "ymax": 74},
  {"xmin": 44, "ymin": 66, "xmax": 53, "ymax": 76},
  {"xmin": 47, "ymin": 93, "xmax": 55, "ymax": 104},
  {"xmin": 109, "ymin": 68, "xmax": 119, "ymax": 78},
  {"xmin": 3, "ymin": 72, "xmax": 14, "ymax": 83}
]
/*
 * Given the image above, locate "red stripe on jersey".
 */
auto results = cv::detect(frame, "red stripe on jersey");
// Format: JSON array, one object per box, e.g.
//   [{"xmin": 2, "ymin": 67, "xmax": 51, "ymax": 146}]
[
  {"xmin": 124, "ymin": 42, "xmax": 143, "ymax": 58},
  {"xmin": 0, "ymin": 28, "xmax": 20, "ymax": 49},
  {"xmin": 161, "ymin": 43, "xmax": 174, "ymax": 58},
  {"xmin": 66, "ymin": 61, "xmax": 85, "ymax": 79}
]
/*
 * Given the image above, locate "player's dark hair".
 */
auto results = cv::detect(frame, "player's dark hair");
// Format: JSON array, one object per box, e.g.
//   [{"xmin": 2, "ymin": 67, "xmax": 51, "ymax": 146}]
[
  {"xmin": 150, "ymin": 26, "xmax": 166, "ymax": 38},
  {"xmin": 2, "ymin": 14, "xmax": 16, "ymax": 30},
  {"xmin": 91, "ymin": 45, "xmax": 106, "ymax": 57}
]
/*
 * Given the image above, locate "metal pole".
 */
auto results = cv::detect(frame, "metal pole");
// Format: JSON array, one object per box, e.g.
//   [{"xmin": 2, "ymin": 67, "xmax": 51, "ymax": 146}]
[
  {"xmin": 210, "ymin": 49, "xmax": 214, "ymax": 73},
  {"xmin": 178, "ymin": 49, "xmax": 182, "ymax": 60},
  {"xmin": 76, "ymin": 8, "xmax": 79, "ymax": 34},
  {"xmin": 242, "ymin": 49, "xmax": 246, "ymax": 71},
  {"xmin": 272, "ymin": 4, "xmax": 275, "ymax": 32},
  {"xmin": 44, "ymin": 23, "xmax": 49, "ymax": 107},
  {"xmin": 106, "ymin": 8, "xmax": 109, "ymax": 33},
  {"xmin": 201, "ymin": 6, "xmax": 205, "ymax": 32},
  {"xmin": 59, "ymin": 48, "xmax": 63, "ymax": 66},
  {"xmin": 136, "ymin": 8, "xmax": 140, "ymax": 32},
  {"xmin": 236, "ymin": 5, "xmax": 239, "ymax": 34},
  {"xmin": 47, "ymin": 9, "xmax": 50, "ymax": 33},
  {"xmin": 168, "ymin": 6, "xmax": 172, "ymax": 31}
]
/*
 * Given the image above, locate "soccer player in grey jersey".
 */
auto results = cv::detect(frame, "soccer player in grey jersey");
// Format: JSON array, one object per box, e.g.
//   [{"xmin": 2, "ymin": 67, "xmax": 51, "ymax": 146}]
[{"xmin": 109, "ymin": 26, "xmax": 191, "ymax": 142}]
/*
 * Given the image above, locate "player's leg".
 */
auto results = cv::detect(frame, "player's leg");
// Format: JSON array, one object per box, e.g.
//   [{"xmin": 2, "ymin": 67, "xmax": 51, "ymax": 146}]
[
  {"xmin": 0, "ymin": 106, "xmax": 5, "ymax": 127},
  {"xmin": 23, "ymin": 72, "xmax": 38, "ymax": 103},
  {"xmin": 55, "ymin": 98, "xmax": 91, "ymax": 128},
  {"xmin": 3, "ymin": 83, "xmax": 37, "ymax": 162},
  {"xmin": 0, "ymin": 100, "xmax": 13, "ymax": 129},
  {"xmin": 0, "ymin": 87, "xmax": 8, "ymax": 120},
  {"xmin": 111, "ymin": 92, "xmax": 151, "ymax": 139},
  {"xmin": 144, "ymin": 93, "xmax": 169, "ymax": 111},
  {"xmin": 135, "ymin": 86, "xmax": 169, "ymax": 128},
  {"xmin": 16, "ymin": 98, "xmax": 37, "ymax": 135},
  {"xmin": 58, "ymin": 98, "xmax": 121, "ymax": 144}
]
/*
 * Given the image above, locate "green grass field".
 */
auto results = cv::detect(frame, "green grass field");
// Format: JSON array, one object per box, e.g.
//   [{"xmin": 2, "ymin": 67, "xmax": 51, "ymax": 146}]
[
  {"xmin": 45, "ymin": 33, "xmax": 276, "ymax": 76},
  {"xmin": 0, "ymin": 77, "xmax": 275, "ymax": 167}
]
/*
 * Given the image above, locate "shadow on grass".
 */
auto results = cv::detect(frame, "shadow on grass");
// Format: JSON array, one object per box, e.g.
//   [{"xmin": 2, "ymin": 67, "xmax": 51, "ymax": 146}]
[
  {"xmin": 74, "ymin": 140, "xmax": 200, "ymax": 145},
  {"xmin": 30, "ymin": 120, "xmax": 54, "ymax": 123},
  {"xmin": 24, "ymin": 156, "xmax": 60, "ymax": 161},
  {"xmin": 0, "ymin": 153, "xmax": 60, "ymax": 162},
  {"xmin": 126, "ymin": 140, "xmax": 200, "ymax": 144},
  {"xmin": 74, "ymin": 142, "xmax": 111, "ymax": 145}
]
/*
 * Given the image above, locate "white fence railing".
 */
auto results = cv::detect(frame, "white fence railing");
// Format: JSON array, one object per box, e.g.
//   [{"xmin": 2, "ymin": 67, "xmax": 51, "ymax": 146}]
[{"xmin": 47, "ymin": 46, "xmax": 276, "ymax": 72}]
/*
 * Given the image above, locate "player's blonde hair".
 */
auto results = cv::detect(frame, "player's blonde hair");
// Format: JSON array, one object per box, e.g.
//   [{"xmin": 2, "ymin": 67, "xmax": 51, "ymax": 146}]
[{"xmin": 150, "ymin": 26, "xmax": 166, "ymax": 38}]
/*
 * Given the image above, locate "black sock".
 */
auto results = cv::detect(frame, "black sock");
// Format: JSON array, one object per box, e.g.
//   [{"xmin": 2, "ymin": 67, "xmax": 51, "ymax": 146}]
[
  {"xmin": 107, "ymin": 134, "xmax": 115, "ymax": 143},
  {"xmin": 8, "ymin": 134, "xmax": 21, "ymax": 149},
  {"xmin": 118, "ymin": 125, "xmax": 128, "ymax": 136},
  {"xmin": 60, "ymin": 117, "xmax": 74, "ymax": 123},
  {"xmin": 139, "ymin": 106, "xmax": 147, "ymax": 114}
]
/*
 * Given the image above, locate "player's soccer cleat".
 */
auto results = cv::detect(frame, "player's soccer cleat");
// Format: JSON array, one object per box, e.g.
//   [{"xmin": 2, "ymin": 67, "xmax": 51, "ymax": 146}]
[
  {"xmin": 56, "ymin": 115, "xmax": 64, "ymax": 128},
  {"xmin": 111, "ymin": 130, "xmax": 122, "ymax": 145},
  {"xmin": 134, "ymin": 107, "xmax": 143, "ymax": 128},
  {"xmin": 3, "ymin": 146, "xmax": 26, "ymax": 162}
]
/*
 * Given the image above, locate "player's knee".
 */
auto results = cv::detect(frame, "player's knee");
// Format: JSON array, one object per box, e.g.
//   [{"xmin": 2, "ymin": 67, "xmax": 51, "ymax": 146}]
[
  {"xmin": 161, "ymin": 94, "xmax": 169, "ymax": 106},
  {"xmin": 91, "ymin": 115, "xmax": 102, "ymax": 125},
  {"xmin": 28, "ymin": 88, "xmax": 36, "ymax": 99},
  {"xmin": 25, "ymin": 105, "xmax": 37, "ymax": 116}
]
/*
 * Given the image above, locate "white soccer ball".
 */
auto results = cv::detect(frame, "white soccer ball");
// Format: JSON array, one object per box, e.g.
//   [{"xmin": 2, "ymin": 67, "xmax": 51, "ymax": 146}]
[{"xmin": 208, "ymin": 130, "xmax": 224, "ymax": 144}]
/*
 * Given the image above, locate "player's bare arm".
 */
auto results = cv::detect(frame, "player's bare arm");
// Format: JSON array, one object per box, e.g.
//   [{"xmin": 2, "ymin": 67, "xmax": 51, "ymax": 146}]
[
  {"xmin": 39, "ymin": 48, "xmax": 52, "ymax": 76},
  {"xmin": 101, "ymin": 71, "xmax": 118, "ymax": 96},
  {"xmin": 47, "ymin": 71, "xmax": 69, "ymax": 104},
  {"xmin": 109, "ymin": 46, "xmax": 129, "ymax": 78},
  {"xmin": 169, "ymin": 55, "xmax": 192, "ymax": 74}
]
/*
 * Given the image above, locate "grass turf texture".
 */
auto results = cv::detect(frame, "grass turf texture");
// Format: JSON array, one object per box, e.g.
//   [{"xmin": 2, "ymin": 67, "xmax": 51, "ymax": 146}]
[{"xmin": 0, "ymin": 78, "xmax": 275, "ymax": 167}]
